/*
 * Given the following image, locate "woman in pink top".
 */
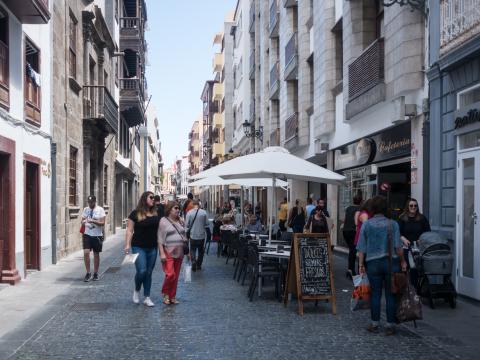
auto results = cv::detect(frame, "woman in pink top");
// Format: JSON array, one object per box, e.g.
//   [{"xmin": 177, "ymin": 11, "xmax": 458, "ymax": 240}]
[{"xmin": 354, "ymin": 199, "xmax": 373, "ymax": 246}]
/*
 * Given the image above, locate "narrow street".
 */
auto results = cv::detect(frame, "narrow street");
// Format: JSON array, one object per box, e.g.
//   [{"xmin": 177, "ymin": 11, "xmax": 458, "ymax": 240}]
[{"xmin": 0, "ymin": 231, "xmax": 477, "ymax": 360}]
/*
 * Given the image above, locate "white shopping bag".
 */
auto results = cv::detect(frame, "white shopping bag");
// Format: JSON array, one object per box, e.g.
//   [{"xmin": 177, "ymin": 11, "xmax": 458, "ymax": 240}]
[
  {"xmin": 121, "ymin": 253, "xmax": 139, "ymax": 266},
  {"xmin": 183, "ymin": 262, "xmax": 192, "ymax": 283}
]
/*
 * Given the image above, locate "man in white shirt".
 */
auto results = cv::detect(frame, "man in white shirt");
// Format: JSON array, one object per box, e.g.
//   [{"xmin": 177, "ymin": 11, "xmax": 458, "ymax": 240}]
[{"xmin": 81, "ymin": 195, "xmax": 106, "ymax": 282}]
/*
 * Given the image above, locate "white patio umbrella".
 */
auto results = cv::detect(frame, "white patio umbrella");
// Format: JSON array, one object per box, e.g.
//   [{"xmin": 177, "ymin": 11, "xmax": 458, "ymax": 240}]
[{"xmin": 190, "ymin": 146, "xmax": 345, "ymax": 242}]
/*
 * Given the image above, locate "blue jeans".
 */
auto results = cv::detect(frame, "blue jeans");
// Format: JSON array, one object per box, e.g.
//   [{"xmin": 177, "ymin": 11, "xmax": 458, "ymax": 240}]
[
  {"xmin": 366, "ymin": 257, "xmax": 399, "ymax": 325},
  {"xmin": 132, "ymin": 247, "xmax": 157, "ymax": 297}
]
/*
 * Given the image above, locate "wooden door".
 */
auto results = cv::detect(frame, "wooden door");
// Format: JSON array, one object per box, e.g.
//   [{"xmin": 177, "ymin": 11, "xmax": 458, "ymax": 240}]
[
  {"xmin": 0, "ymin": 154, "xmax": 8, "ymax": 279},
  {"xmin": 24, "ymin": 161, "xmax": 40, "ymax": 271}
]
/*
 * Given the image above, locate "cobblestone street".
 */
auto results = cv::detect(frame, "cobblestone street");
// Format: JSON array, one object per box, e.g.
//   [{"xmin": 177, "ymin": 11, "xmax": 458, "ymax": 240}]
[{"xmin": 0, "ymin": 233, "xmax": 476, "ymax": 360}]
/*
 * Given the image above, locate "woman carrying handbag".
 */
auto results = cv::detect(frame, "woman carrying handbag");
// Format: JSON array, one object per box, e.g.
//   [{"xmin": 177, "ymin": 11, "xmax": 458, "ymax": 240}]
[{"xmin": 157, "ymin": 201, "xmax": 188, "ymax": 305}]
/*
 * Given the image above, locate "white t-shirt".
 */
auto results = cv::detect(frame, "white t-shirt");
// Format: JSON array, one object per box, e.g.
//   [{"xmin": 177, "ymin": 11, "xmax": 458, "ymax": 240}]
[{"xmin": 82, "ymin": 206, "xmax": 106, "ymax": 237}]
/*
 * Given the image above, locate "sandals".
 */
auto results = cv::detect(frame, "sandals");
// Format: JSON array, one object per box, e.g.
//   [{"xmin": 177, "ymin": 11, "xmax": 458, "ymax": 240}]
[
  {"xmin": 162, "ymin": 295, "xmax": 170, "ymax": 305},
  {"xmin": 170, "ymin": 298, "xmax": 180, "ymax": 305}
]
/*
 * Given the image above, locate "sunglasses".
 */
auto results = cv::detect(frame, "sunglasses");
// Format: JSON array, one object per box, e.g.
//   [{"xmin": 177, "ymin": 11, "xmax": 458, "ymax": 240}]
[
  {"xmin": 148, "ymin": 196, "xmax": 154, "ymax": 200},
  {"xmin": 173, "ymin": 206, "xmax": 180, "ymax": 210},
  {"xmin": 409, "ymin": 204, "xmax": 418, "ymax": 208}
]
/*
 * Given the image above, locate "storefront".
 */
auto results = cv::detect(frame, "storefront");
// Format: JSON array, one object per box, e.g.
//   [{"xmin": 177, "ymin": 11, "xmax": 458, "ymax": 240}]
[{"xmin": 333, "ymin": 122, "xmax": 412, "ymax": 246}]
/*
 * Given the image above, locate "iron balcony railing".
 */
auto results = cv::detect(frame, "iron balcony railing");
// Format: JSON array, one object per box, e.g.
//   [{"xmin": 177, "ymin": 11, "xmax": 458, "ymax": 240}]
[
  {"xmin": 83, "ymin": 85, "xmax": 119, "ymax": 134},
  {"xmin": 270, "ymin": 62, "xmax": 279, "ymax": 91},
  {"xmin": 440, "ymin": 0, "xmax": 480, "ymax": 52},
  {"xmin": 249, "ymin": 1, "xmax": 255, "ymax": 33},
  {"xmin": 348, "ymin": 38, "xmax": 384, "ymax": 101},
  {"xmin": 285, "ymin": 32, "xmax": 298, "ymax": 69},
  {"xmin": 285, "ymin": 112, "xmax": 298, "ymax": 142},
  {"xmin": 269, "ymin": 0, "xmax": 280, "ymax": 37},
  {"xmin": 249, "ymin": 50, "xmax": 255, "ymax": 80}
]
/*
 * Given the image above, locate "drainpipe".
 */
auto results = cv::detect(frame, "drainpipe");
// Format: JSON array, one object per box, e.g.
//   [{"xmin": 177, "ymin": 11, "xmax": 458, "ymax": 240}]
[
  {"xmin": 51, "ymin": 142, "xmax": 57, "ymax": 264},
  {"xmin": 139, "ymin": 126, "xmax": 149, "ymax": 192}
]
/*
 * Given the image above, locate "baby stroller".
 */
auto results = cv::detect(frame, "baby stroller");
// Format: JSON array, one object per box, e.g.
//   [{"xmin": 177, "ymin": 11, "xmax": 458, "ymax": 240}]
[{"xmin": 413, "ymin": 232, "xmax": 457, "ymax": 309}]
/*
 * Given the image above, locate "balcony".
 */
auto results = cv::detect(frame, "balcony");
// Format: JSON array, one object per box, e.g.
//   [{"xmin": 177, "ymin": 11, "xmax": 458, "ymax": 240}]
[
  {"xmin": 269, "ymin": 62, "xmax": 280, "ymax": 100},
  {"xmin": 348, "ymin": 38, "xmax": 384, "ymax": 102},
  {"xmin": 83, "ymin": 86, "xmax": 119, "ymax": 134},
  {"xmin": 213, "ymin": 53, "xmax": 224, "ymax": 73},
  {"xmin": 120, "ymin": 17, "xmax": 145, "ymax": 51},
  {"xmin": 249, "ymin": 1, "xmax": 255, "ymax": 33},
  {"xmin": 213, "ymin": 112, "xmax": 224, "ymax": 128},
  {"xmin": 212, "ymin": 142, "xmax": 225, "ymax": 159},
  {"xmin": 283, "ymin": 0, "xmax": 298, "ymax": 7},
  {"xmin": 269, "ymin": 128, "xmax": 280, "ymax": 146},
  {"xmin": 212, "ymin": 82, "xmax": 224, "ymax": 102},
  {"xmin": 269, "ymin": 0, "xmax": 280, "ymax": 38},
  {"xmin": 249, "ymin": 50, "xmax": 255, "ymax": 80},
  {"xmin": 2, "ymin": 0, "xmax": 50, "ymax": 24},
  {"xmin": 285, "ymin": 112, "xmax": 298, "ymax": 143},
  {"xmin": 120, "ymin": 78, "xmax": 145, "ymax": 127},
  {"xmin": 440, "ymin": 0, "xmax": 480, "ymax": 53},
  {"xmin": 284, "ymin": 32, "xmax": 298, "ymax": 81}
]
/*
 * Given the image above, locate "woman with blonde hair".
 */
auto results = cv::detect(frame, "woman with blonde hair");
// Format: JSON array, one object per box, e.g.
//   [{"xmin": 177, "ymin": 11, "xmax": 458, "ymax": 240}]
[
  {"xmin": 125, "ymin": 191, "xmax": 159, "ymax": 307},
  {"xmin": 157, "ymin": 201, "xmax": 188, "ymax": 305},
  {"xmin": 288, "ymin": 199, "xmax": 306, "ymax": 234}
]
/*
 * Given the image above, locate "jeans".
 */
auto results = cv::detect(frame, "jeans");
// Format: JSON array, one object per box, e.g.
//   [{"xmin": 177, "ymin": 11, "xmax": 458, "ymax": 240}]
[
  {"xmin": 132, "ymin": 246, "xmax": 157, "ymax": 297},
  {"xmin": 279, "ymin": 220, "xmax": 287, "ymax": 232},
  {"xmin": 343, "ymin": 230, "xmax": 357, "ymax": 274},
  {"xmin": 162, "ymin": 252, "xmax": 183, "ymax": 299},
  {"xmin": 190, "ymin": 238, "xmax": 205, "ymax": 268},
  {"xmin": 366, "ymin": 257, "xmax": 400, "ymax": 325}
]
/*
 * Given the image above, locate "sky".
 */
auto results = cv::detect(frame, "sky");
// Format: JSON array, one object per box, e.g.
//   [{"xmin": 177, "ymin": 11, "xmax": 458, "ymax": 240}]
[{"xmin": 145, "ymin": 0, "xmax": 237, "ymax": 169}]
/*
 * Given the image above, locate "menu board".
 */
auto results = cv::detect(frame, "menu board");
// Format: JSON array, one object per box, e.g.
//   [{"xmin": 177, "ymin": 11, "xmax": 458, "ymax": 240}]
[
  {"xmin": 284, "ymin": 233, "xmax": 336, "ymax": 315},
  {"xmin": 298, "ymin": 237, "xmax": 331, "ymax": 296}
]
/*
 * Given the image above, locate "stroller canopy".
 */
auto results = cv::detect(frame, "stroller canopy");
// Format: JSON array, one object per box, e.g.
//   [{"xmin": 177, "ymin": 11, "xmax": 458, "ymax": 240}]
[{"xmin": 418, "ymin": 231, "xmax": 449, "ymax": 255}]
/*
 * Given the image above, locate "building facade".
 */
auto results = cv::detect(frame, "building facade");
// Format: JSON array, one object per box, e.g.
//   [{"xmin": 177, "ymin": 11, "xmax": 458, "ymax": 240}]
[
  {"xmin": 0, "ymin": 0, "xmax": 52, "ymax": 284},
  {"xmin": 427, "ymin": 0, "xmax": 480, "ymax": 300}
]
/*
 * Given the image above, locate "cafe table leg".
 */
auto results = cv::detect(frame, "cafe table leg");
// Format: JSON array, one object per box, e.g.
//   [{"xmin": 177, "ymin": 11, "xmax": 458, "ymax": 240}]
[{"xmin": 258, "ymin": 254, "xmax": 262, "ymax": 297}]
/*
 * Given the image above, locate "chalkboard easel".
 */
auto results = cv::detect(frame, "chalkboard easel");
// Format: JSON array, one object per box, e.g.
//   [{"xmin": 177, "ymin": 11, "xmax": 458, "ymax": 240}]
[{"xmin": 283, "ymin": 233, "xmax": 336, "ymax": 316}]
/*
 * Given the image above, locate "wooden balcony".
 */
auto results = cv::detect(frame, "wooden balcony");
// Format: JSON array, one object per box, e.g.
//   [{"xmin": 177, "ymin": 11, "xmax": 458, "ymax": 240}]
[
  {"xmin": 119, "ymin": 78, "xmax": 145, "ymax": 127},
  {"xmin": 83, "ymin": 85, "xmax": 119, "ymax": 135},
  {"xmin": 440, "ymin": 0, "xmax": 480, "ymax": 53},
  {"xmin": 119, "ymin": 17, "xmax": 145, "ymax": 52},
  {"xmin": 348, "ymin": 38, "xmax": 384, "ymax": 101},
  {"xmin": 2, "ymin": 0, "xmax": 50, "ymax": 24}
]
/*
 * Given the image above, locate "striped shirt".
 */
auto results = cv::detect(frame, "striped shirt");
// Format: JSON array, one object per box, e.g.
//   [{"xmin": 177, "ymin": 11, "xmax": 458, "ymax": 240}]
[{"xmin": 158, "ymin": 217, "xmax": 186, "ymax": 258}]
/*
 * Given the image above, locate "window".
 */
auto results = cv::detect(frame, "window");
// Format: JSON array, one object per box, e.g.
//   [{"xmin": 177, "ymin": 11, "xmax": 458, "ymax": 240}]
[
  {"xmin": 0, "ymin": 7, "xmax": 9, "ymax": 109},
  {"xmin": 458, "ymin": 84, "xmax": 480, "ymax": 109},
  {"xmin": 69, "ymin": 11, "xmax": 77, "ymax": 79},
  {"xmin": 24, "ymin": 37, "xmax": 41, "ymax": 125},
  {"xmin": 69, "ymin": 146, "xmax": 78, "ymax": 206},
  {"xmin": 103, "ymin": 165, "xmax": 108, "ymax": 205}
]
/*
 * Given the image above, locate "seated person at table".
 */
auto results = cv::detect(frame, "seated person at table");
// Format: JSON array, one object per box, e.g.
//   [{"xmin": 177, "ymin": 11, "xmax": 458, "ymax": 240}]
[
  {"xmin": 246, "ymin": 215, "xmax": 263, "ymax": 233},
  {"xmin": 267, "ymin": 217, "xmax": 282, "ymax": 240},
  {"xmin": 220, "ymin": 214, "xmax": 237, "ymax": 233}
]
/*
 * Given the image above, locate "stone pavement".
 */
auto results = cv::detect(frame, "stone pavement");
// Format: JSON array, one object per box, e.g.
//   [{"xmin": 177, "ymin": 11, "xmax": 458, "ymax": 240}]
[{"xmin": 0, "ymin": 231, "xmax": 477, "ymax": 359}]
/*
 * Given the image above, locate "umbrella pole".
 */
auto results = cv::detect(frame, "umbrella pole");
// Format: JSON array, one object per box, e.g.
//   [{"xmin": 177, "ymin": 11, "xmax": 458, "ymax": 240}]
[
  {"xmin": 269, "ymin": 176, "xmax": 276, "ymax": 245},
  {"xmin": 241, "ymin": 186, "xmax": 245, "ymax": 235}
]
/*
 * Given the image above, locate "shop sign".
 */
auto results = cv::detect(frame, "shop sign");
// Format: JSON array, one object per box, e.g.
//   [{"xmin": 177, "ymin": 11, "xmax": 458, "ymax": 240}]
[
  {"xmin": 334, "ymin": 122, "xmax": 411, "ymax": 171},
  {"xmin": 454, "ymin": 108, "xmax": 480, "ymax": 129}
]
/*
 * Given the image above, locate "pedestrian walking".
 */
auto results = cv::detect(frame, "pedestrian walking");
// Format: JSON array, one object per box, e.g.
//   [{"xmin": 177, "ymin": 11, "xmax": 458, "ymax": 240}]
[
  {"xmin": 277, "ymin": 198, "xmax": 288, "ymax": 231},
  {"xmin": 254, "ymin": 202, "xmax": 262, "ymax": 223},
  {"xmin": 398, "ymin": 198, "xmax": 431, "ymax": 287},
  {"xmin": 288, "ymin": 199, "xmax": 306, "ymax": 234},
  {"xmin": 305, "ymin": 197, "xmax": 316, "ymax": 218},
  {"xmin": 357, "ymin": 195, "xmax": 407, "ymax": 335},
  {"xmin": 344, "ymin": 194, "xmax": 362, "ymax": 279},
  {"xmin": 304, "ymin": 205, "xmax": 329, "ymax": 233},
  {"xmin": 125, "ymin": 191, "xmax": 159, "ymax": 307},
  {"xmin": 158, "ymin": 201, "xmax": 187, "ymax": 305},
  {"xmin": 185, "ymin": 200, "xmax": 211, "ymax": 271},
  {"xmin": 316, "ymin": 199, "xmax": 330, "ymax": 217},
  {"xmin": 354, "ymin": 199, "xmax": 372, "ymax": 248},
  {"xmin": 182, "ymin": 192, "xmax": 194, "ymax": 215},
  {"xmin": 154, "ymin": 194, "xmax": 165, "ymax": 218},
  {"xmin": 80, "ymin": 195, "xmax": 105, "ymax": 282}
]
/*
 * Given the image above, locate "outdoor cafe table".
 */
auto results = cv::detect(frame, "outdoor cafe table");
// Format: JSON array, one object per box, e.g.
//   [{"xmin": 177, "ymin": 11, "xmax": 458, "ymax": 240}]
[{"xmin": 258, "ymin": 250, "xmax": 290, "ymax": 297}]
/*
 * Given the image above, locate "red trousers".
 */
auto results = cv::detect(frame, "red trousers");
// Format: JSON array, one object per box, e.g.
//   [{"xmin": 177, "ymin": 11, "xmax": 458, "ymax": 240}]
[{"xmin": 161, "ymin": 253, "xmax": 183, "ymax": 299}]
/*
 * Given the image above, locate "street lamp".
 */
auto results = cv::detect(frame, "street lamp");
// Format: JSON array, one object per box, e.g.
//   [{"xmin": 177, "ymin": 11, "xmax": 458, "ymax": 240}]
[
  {"xmin": 382, "ymin": 0, "xmax": 427, "ymax": 16},
  {"xmin": 242, "ymin": 119, "xmax": 263, "ymax": 143}
]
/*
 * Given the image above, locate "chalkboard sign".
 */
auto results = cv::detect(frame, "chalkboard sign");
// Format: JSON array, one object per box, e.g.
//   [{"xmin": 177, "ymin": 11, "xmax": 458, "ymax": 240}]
[{"xmin": 284, "ymin": 233, "xmax": 336, "ymax": 315}]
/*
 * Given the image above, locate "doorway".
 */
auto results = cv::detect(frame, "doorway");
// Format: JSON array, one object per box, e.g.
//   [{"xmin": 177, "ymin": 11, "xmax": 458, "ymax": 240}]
[
  {"xmin": 24, "ymin": 160, "xmax": 40, "ymax": 272},
  {"xmin": 456, "ymin": 150, "xmax": 480, "ymax": 300},
  {"xmin": 0, "ymin": 154, "xmax": 10, "ymax": 279}
]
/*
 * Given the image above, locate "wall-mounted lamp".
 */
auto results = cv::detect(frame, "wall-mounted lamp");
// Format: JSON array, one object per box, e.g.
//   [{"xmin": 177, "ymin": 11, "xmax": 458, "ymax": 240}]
[{"xmin": 243, "ymin": 120, "xmax": 263, "ymax": 143}]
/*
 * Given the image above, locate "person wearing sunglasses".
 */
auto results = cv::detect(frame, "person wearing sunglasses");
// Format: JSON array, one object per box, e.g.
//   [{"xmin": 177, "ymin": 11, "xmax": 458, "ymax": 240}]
[
  {"xmin": 125, "ymin": 192, "xmax": 160, "ymax": 307},
  {"xmin": 398, "ymin": 198, "xmax": 431, "ymax": 287},
  {"xmin": 157, "ymin": 201, "xmax": 187, "ymax": 305}
]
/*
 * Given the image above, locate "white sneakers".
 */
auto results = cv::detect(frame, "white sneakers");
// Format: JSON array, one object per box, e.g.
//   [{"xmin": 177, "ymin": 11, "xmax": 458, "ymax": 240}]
[
  {"xmin": 133, "ymin": 290, "xmax": 140, "ymax": 304},
  {"xmin": 133, "ymin": 291, "xmax": 155, "ymax": 307},
  {"xmin": 143, "ymin": 297, "xmax": 155, "ymax": 307}
]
